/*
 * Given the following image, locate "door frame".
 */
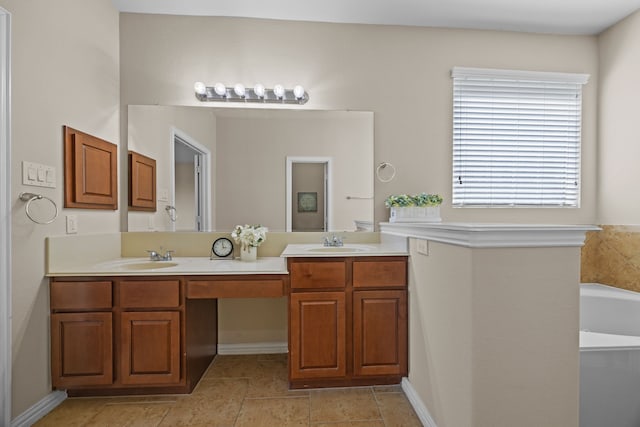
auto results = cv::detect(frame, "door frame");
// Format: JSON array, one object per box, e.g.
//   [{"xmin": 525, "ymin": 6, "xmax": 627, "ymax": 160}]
[
  {"xmin": 285, "ymin": 156, "xmax": 332, "ymax": 232},
  {"xmin": 169, "ymin": 127, "xmax": 212, "ymax": 231},
  {"xmin": 0, "ymin": 7, "xmax": 11, "ymax": 425}
]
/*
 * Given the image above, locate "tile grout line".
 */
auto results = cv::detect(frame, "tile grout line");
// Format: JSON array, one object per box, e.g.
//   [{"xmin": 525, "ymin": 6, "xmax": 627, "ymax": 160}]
[
  {"xmin": 231, "ymin": 379, "xmax": 249, "ymax": 427},
  {"xmin": 372, "ymin": 386, "xmax": 389, "ymax": 427}
]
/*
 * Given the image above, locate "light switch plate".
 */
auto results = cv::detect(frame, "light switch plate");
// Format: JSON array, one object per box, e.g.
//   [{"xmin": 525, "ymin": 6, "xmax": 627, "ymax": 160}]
[
  {"xmin": 22, "ymin": 161, "xmax": 56, "ymax": 188},
  {"xmin": 158, "ymin": 188, "xmax": 169, "ymax": 202}
]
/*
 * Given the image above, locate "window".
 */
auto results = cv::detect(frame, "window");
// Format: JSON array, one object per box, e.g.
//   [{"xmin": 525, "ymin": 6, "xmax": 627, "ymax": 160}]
[{"xmin": 452, "ymin": 67, "xmax": 589, "ymax": 207}]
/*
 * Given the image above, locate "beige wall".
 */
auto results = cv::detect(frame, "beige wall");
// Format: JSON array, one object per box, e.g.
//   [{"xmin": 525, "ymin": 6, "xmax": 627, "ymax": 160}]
[
  {"xmin": 408, "ymin": 240, "xmax": 473, "ymax": 427},
  {"xmin": 215, "ymin": 110, "xmax": 373, "ymax": 231},
  {"xmin": 127, "ymin": 105, "xmax": 216, "ymax": 232},
  {"xmin": 409, "ymin": 239, "xmax": 581, "ymax": 426},
  {"xmin": 119, "ymin": 13, "xmax": 599, "ymax": 226},
  {"xmin": 598, "ymin": 10, "xmax": 640, "ymax": 224},
  {"xmin": 579, "ymin": 12, "xmax": 640, "ymax": 293},
  {"xmin": 1, "ymin": 0, "xmax": 120, "ymax": 418}
]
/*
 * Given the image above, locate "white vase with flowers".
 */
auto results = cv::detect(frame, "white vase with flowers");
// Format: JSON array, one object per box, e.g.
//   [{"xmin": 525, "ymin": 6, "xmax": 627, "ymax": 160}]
[{"xmin": 231, "ymin": 224, "xmax": 268, "ymax": 261}]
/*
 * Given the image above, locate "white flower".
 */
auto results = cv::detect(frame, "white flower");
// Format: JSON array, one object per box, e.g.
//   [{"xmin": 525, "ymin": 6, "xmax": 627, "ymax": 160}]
[{"xmin": 231, "ymin": 224, "xmax": 268, "ymax": 250}]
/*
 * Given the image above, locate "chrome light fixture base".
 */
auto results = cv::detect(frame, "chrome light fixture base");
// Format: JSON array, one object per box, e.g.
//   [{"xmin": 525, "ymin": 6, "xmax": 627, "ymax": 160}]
[{"xmin": 194, "ymin": 82, "xmax": 309, "ymax": 105}]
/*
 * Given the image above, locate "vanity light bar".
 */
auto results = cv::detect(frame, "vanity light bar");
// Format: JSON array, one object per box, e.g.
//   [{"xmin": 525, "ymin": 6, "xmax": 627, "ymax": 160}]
[{"xmin": 194, "ymin": 82, "xmax": 309, "ymax": 104}]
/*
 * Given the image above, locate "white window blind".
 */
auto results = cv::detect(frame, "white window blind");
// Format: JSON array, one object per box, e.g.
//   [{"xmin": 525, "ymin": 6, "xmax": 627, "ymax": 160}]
[{"xmin": 452, "ymin": 67, "xmax": 589, "ymax": 207}]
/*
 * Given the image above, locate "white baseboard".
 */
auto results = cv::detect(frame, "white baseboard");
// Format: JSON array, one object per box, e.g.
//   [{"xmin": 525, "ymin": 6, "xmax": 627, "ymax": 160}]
[
  {"xmin": 402, "ymin": 377, "xmax": 438, "ymax": 427},
  {"xmin": 217, "ymin": 341, "xmax": 288, "ymax": 355},
  {"xmin": 11, "ymin": 390, "xmax": 67, "ymax": 427}
]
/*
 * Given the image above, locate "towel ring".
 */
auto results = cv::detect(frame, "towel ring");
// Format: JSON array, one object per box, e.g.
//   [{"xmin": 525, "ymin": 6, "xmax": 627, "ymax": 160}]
[
  {"xmin": 376, "ymin": 162, "xmax": 396, "ymax": 183},
  {"xmin": 165, "ymin": 205, "xmax": 178, "ymax": 222},
  {"xmin": 18, "ymin": 192, "xmax": 58, "ymax": 225}
]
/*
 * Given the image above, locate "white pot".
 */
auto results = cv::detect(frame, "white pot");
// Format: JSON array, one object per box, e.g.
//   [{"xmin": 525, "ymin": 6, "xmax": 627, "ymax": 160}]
[
  {"xmin": 240, "ymin": 245, "xmax": 257, "ymax": 261},
  {"xmin": 389, "ymin": 206, "xmax": 441, "ymax": 223}
]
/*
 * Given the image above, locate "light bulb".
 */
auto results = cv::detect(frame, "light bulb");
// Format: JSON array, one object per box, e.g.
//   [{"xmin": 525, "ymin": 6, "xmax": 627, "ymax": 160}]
[
  {"xmin": 293, "ymin": 85, "xmax": 305, "ymax": 99},
  {"xmin": 253, "ymin": 83, "xmax": 265, "ymax": 98},
  {"xmin": 214, "ymin": 83, "xmax": 227, "ymax": 96},
  {"xmin": 233, "ymin": 83, "xmax": 246, "ymax": 97},
  {"xmin": 194, "ymin": 81, "xmax": 207, "ymax": 96},
  {"xmin": 273, "ymin": 84, "xmax": 285, "ymax": 99}
]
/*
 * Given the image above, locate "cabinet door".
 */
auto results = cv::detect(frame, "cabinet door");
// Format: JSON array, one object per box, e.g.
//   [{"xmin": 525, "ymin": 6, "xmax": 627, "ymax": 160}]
[
  {"xmin": 289, "ymin": 292, "xmax": 346, "ymax": 380},
  {"xmin": 128, "ymin": 151, "xmax": 156, "ymax": 211},
  {"xmin": 120, "ymin": 311, "xmax": 181, "ymax": 385},
  {"xmin": 51, "ymin": 312, "xmax": 113, "ymax": 388},
  {"xmin": 353, "ymin": 290, "xmax": 407, "ymax": 377},
  {"xmin": 63, "ymin": 126, "xmax": 118, "ymax": 209}
]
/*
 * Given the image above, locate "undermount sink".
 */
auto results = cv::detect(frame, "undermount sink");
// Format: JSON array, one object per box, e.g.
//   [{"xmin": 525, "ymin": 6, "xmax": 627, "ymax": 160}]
[
  {"xmin": 121, "ymin": 262, "xmax": 179, "ymax": 270},
  {"xmin": 303, "ymin": 244, "xmax": 376, "ymax": 253},
  {"xmin": 306, "ymin": 247, "xmax": 368, "ymax": 253}
]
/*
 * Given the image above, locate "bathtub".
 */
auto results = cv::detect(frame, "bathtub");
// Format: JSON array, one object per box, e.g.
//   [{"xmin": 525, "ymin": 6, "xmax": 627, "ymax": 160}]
[{"xmin": 580, "ymin": 283, "xmax": 640, "ymax": 427}]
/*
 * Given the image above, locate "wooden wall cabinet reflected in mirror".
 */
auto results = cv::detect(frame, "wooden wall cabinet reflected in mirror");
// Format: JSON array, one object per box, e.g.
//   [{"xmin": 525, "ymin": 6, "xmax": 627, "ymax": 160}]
[
  {"xmin": 64, "ymin": 126, "xmax": 118, "ymax": 210},
  {"xmin": 128, "ymin": 151, "xmax": 156, "ymax": 211}
]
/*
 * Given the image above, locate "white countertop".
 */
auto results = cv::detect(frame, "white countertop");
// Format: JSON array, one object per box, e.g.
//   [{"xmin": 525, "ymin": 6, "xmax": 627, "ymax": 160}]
[
  {"xmin": 280, "ymin": 243, "xmax": 408, "ymax": 258},
  {"xmin": 46, "ymin": 256, "xmax": 288, "ymax": 277}
]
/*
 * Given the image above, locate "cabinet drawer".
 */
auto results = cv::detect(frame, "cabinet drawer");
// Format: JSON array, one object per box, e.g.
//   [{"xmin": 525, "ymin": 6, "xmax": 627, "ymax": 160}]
[
  {"xmin": 353, "ymin": 259, "xmax": 407, "ymax": 288},
  {"xmin": 51, "ymin": 281, "xmax": 112, "ymax": 310},
  {"xmin": 119, "ymin": 280, "xmax": 180, "ymax": 308},
  {"xmin": 290, "ymin": 261, "xmax": 346, "ymax": 289},
  {"xmin": 187, "ymin": 279, "xmax": 285, "ymax": 298}
]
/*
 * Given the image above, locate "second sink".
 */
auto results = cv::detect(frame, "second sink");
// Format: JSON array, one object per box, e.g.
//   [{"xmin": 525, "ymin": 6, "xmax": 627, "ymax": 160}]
[
  {"xmin": 122, "ymin": 262, "xmax": 179, "ymax": 270},
  {"xmin": 306, "ymin": 247, "xmax": 367, "ymax": 253}
]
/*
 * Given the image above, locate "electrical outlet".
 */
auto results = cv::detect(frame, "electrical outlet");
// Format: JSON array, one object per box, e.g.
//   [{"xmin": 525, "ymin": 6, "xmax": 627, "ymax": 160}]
[
  {"xmin": 416, "ymin": 239, "xmax": 429, "ymax": 256},
  {"xmin": 147, "ymin": 215, "xmax": 155, "ymax": 230},
  {"xmin": 66, "ymin": 215, "xmax": 78, "ymax": 234}
]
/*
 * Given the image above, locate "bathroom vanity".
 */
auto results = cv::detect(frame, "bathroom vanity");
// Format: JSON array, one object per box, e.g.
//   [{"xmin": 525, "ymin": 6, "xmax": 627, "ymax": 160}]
[
  {"xmin": 49, "ymin": 271, "xmax": 292, "ymax": 396},
  {"xmin": 287, "ymin": 255, "xmax": 408, "ymax": 389},
  {"xmin": 50, "ymin": 277, "xmax": 213, "ymax": 395},
  {"xmin": 47, "ymin": 242, "xmax": 408, "ymax": 396}
]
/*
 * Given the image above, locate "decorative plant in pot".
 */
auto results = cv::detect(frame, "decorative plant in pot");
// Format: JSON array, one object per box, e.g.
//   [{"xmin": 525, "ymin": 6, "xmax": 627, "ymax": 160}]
[
  {"xmin": 385, "ymin": 193, "xmax": 443, "ymax": 223},
  {"xmin": 231, "ymin": 224, "xmax": 268, "ymax": 261}
]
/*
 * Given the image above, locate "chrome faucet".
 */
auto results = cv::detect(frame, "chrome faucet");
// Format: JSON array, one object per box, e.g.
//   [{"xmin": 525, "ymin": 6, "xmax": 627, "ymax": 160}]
[
  {"xmin": 146, "ymin": 247, "xmax": 174, "ymax": 261},
  {"xmin": 323, "ymin": 234, "xmax": 344, "ymax": 247}
]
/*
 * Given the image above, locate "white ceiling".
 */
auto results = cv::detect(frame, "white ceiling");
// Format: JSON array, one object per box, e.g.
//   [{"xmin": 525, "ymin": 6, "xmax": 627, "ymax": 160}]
[{"xmin": 112, "ymin": 0, "xmax": 640, "ymax": 35}]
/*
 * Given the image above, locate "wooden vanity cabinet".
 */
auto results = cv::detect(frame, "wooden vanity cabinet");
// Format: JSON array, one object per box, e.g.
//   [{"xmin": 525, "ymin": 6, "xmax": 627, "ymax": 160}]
[
  {"xmin": 288, "ymin": 256, "xmax": 408, "ymax": 388},
  {"xmin": 352, "ymin": 259, "xmax": 408, "ymax": 378},
  {"xmin": 49, "ymin": 276, "xmax": 217, "ymax": 396},
  {"xmin": 119, "ymin": 280, "xmax": 181, "ymax": 386},
  {"xmin": 50, "ymin": 281, "xmax": 113, "ymax": 389},
  {"xmin": 353, "ymin": 289, "xmax": 407, "ymax": 377},
  {"xmin": 290, "ymin": 291, "xmax": 347, "ymax": 380}
]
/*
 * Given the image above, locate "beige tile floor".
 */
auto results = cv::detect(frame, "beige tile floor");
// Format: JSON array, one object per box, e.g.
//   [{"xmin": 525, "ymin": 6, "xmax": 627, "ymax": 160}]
[{"xmin": 34, "ymin": 354, "xmax": 422, "ymax": 427}]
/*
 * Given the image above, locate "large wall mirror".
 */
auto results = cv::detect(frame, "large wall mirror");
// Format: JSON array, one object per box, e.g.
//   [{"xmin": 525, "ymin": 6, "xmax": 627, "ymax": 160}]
[{"xmin": 126, "ymin": 105, "xmax": 374, "ymax": 232}]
